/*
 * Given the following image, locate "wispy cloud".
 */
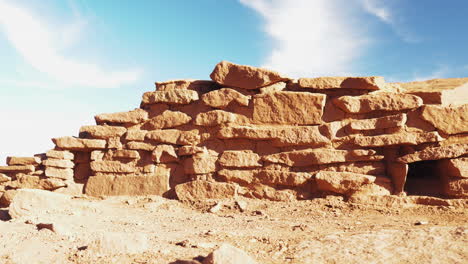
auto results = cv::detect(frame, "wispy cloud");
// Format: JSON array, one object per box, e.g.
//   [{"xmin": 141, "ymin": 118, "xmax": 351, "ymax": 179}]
[
  {"xmin": 412, "ymin": 65, "xmax": 449, "ymax": 82},
  {"xmin": 360, "ymin": 0, "xmax": 393, "ymax": 24},
  {"xmin": 239, "ymin": 0, "xmax": 367, "ymax": 77},
  {"xmin": 0, "ymin": 0, "xmax": 142, "ymax": 88}
]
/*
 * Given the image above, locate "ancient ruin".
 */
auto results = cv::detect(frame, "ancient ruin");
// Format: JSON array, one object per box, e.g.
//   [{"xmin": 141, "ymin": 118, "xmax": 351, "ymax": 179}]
[{"xmin": 1, "ymin": 61, "xmax": 467, "ymax": 205}]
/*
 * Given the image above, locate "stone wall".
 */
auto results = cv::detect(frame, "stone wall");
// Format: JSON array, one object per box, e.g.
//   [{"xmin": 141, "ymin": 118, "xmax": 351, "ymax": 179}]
[{"xmin": 1, "ymin": 61, "xmax": 467, "ymax": 204}]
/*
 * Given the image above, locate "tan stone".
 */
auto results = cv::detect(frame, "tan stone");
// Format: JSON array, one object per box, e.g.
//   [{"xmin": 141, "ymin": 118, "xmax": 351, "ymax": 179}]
[
  {"xmin": 146, "ymin": 129, "xmax": 200, "ymax": 145},
  {"xmin": 349, "ymin": 114, "xmax": 407, "ymax": 131},
  {"xmin": 0, "ymin": 165, "xmax": 35, "ymax": 173},
  {"xmin": 178, "ymin": 146, "xmax": 208, "ymax": 156},
  {"xmin": 85, "ymin": 173, "xmax": 170, "ymax": 196},
  {"xmin": 156, "ymin": 79, "xmax": 217, "ymax": 92},
  {"xmin": 388, "ymin": 162, "xmax": 408, "ymax": 194},
  {"xmin": 257, "ymin": 170, "xmax": 311, "ymax": 187},
  {"xmin": 90, "ymin": 161, "xmax": 135, "ymax": 173},
  {"xmin": 175, "ymin": 180, "xmax": 238, "ymax": 201},
  {"xmin": 259, "ymin": 82, "xmax": 286, "ymax": 94},
  {"xmin": 201, "ymin": 88, "xmax": 250, "ymax": 108},
  {"xmin": 333, "ymin": 93, "xmax": 423, "ymax": 113},
  {"xmin": 421, "ymin": 105, "xmax": 468, "ymax": 134},
  {"xmin": 112, "ymin": 150, "xmax": 140, "ymax": 159},
  {"xmin": 8, "ymin": 189, "xmax": 74, "ymax": 219},
  {"xmin": 46, "ymin": 150, "xmax": 74, "ymax": 160},
  {"xmin": 45, "ymin": 167, "xmax": 74, "ymax": 180},
  {"xmin": 184, "ymin": 152, "xmax": 218, "ymax": 174},
  {"xmin": 90, "ymin": 150, "xmax": 105, "ymax": 161},
  {"xmin": 318, "ymin": 161, "xmax": 386, "ymax": 176},
  {"xmin": 438, "ymin": 158, "xmax": 467, "ymax": 178},
  {"xmin": 252, "ymin": 92, "xmax": 326, "ymax": 125},
  {"xmin": 95, "ymin": 108, "xmax": 148, "ymax": 124},
  {"xmin": 219, "ymin": 125, "xmax": 329, "ymax": 147},
  {"xmin": 397, "ymin": 143, "xmax": 468, "ymax": 163},
  {"xmin": 178, "ymin": 130, "xmax": 202, "ymax": 145},
  {"xmin": 202, "ymin": 243, "xmax": 259, "ymax": 264},
  {"xmin": 315, "ymin": 171, "xmax": 376, "ymax": 195},
  {"xmin": 107, "ymin": 137, "xmax": 123, "ymax": 149},
  {"xmin": 152, "ymin": 145, "xmax": 178, "ymax": 163},
  {"xmin": 217, "ymin": 169, "xmax": 257, "ymax": 185},
  {"xmin": 6, "ymin": 156, "xmax": 41, "ymax": 166},
  {"xmin": 141, "ymin": 90, "xmax": 199, "ymax": 105},
  {"xmin": 126, "ymin": 141, "xmax": 156, "ymax": 151},
  {"xmin": 218, "ymin": 150, "xmax": 261, "ymax": 168},
  {"xmin": 263, "ymin": 148, "xmax": 382, "ymax": 167},
  {"xmin": 42, "ymin": 159, "xmax": 75, "ymax": 169},
  {"xmin": 40, "ymin": 178, "xmax": 67, "ymax": 190},
  {"xmin": 142, "ymin": 110, "xmax": 192, "ymax": 130},
  {"xmin": 0, "ymin": 189, "xmax": 16, "ymax": 207},
  {"xmin": 444, "ymin": 178, "xmax": 468, "ymax": 197},
  {"xmin": 125, "ymin": 128, "xmax": 147, "ymax": 141},
  {"xmin": 0, "ymin": 173, "xmax": 10, "ymax": 183},
  {"xmin": 52, "ymin": 137, "xmax": 106, "ymax": 151},
  {"xmin": 79, "ymin": 125, "xmax": 126, "ymax": 139},
  {"xmin": 195, "ymin": 110, "xmax": 238, "ymax": 127},
  {"xmin": 248, "ymin": 184, "xmax": 296, "ymax": 201},
  {"xmin": 298, "ymin": 76, "xmax": 385, "ymax": 90},
  {"xmin": 353, "ymin": 131, "xmax": 442, "ymax": 147},
  {"xmin": 210, "ymin": 61, "xmax": 289, "ymax": 89}
]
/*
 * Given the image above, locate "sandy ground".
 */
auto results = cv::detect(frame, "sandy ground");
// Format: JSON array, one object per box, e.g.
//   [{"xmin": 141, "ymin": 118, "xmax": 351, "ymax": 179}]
[{"xmin": 0, "ymin": 195, "xmax": 467, "ymax": 264}]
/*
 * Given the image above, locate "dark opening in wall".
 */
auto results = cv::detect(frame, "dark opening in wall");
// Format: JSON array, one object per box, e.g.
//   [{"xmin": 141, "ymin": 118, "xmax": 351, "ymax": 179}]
[{"xmin": 404, "ymin": 160, "xmax": 445, "ymax": 197}]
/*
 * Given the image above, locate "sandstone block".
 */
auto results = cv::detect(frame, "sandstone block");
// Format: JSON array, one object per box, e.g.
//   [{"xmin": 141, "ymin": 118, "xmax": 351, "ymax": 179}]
[
  {"xmin": 315, "ymin": 171, "xmax": 376, "ymax": 195},
  {"xmin": 85, "ymin": 173, "xmax": 170, "ymax": 196},
  {"xmin": 146, "ymin": 129, "xmax": 200, "ymax": 145},
  {"xmin": 52, "ymin": 137, "xmax": 106, "ymax": 151},
  {"xmin": 107, "ymin": 137, "xmax": 123, "ymax": 149},
  {"xmin": 252, "ymin": 92, "xmax": 326, "ymax": 125},
  {"xmin": 202, "ymin": 243, "xmax": 258, "ymax": 264},
  {"xmin": 90, "ymin": 150, "xmax": 105, "ymax": 161},
  {"xmin": 259, "ymin": 82, "xmax": 286, "ymax": 94},
  {"xmin": 175, "ymin": 180, "xmax": 238, "ymax": 201},
  {"xmin": 126, "ymin": 141, "xmax": 156, "ymax": 151},
  {"xmin": 6, "ymin": 156, "xmax": 41, "ymax": 166},
  {"xmin": 194, "ymin": 110, "xmax": 238, "ymax": 127},
  {"xmin": 298, "ymin": 76, "xmax": 385, "ymax": 90},
  {"xmin": 42, "ymin": 159, "xmax": 75, "ymax": 169},
  {"xmin": 112, "ymin": 150, "xmax": 140, "ymax": 159},
  {"xmin": 142, "ymin": 90, "xmax": 199, "ymax": 105},
  {"xmin": 421, "ymin": 105, "xmax": 468, "ymax": 134},
  {"xmin": 319, "ymin": 161, "xmax": 386, "ymax": 176},
  {"xmin": 79, "ymin": 125, "xmax": 126, "ymax": 139},
  {"xmin": 142, "ymin": 110, "xmax": 192, "ymax": 130},
  {"xmin": 333, "ymin": 93, "xmax": 423, "ymax": 113},
  {"xmin": 263, "ymin": 148, "xmax": 382, "ymax": 167},
  {"xmin": 126, "ymin": 128, "xmax": 147, "ymax": 141},
  {"xmin": 210, "ymin": 61, "xmax": 289, "ymax": 89},
  {"xmin": 152, "ymin": 145, "xmax": 178, "ymax": 163},
  {"xmin": 184, "ymin": 152, "xmax": 218, "ymax": 174},
  {"xmin": 178, "ymin": 145, "xmax": 208, "ymax": 156},
  {"xmin": 39, "ymin": 178, "xmax": 67, "ymax": 191},
  {"xmin": 438, "ymin": 158, "xmax": 467, "ymax": 178},
  {"xmin": 45, "ymin": 167, "xmax": 74, "ymax": 180},
  {"xmin": 444, "ymin": 178, "xmax": 468, "ymax": 197},
  {"xmin": 248, "ymin": 184, "xmax": 296, "ymax": 201},
  {"xmin": 46, "ymin": 150, "xmax": 74, "ymax": 160},
  {"xmin": 0, "ymin": 165, "xmax": 35, "ymax": 173},
  {"xmin": 156, "ymin": 79, "xmax": 217, "ymax": 92},
  {"xmin": 353, "ymin": 131, "xmax": 443, "ymax": 147},
  {"xmin": 0, "ymin": 173, "xmax": 11, "ymax": 183},
  {"xmin": 397, "ymin": 143, "xmax": 468, "ymax": 163},
  {"xmin": 257, "ymin": 170, "xmax": 311, "ymax": 187},
  {"xmin": 90, "ymin": 161, "xmax": 135, "ymax": 173},
  {"xmin": 95, "ymin": 108, "xmax": 148, "ymax": 124},
  {"xmin": 349, "ymin": 113, "xmax": 407, "ymax": 131},
  {"xmin": 201, "ymin": 88, "xmax": 250, "ymax": 108},
  {"xmin": 217, "ymin": 169, "xmax": 257, "ymax": 185},
  {"xmin": 218, "ymin": 150, "xmax": 261, "ymax": 168}
]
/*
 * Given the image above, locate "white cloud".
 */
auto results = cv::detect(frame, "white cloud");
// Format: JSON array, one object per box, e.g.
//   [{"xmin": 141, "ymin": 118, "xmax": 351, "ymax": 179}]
[
  {"xmin": 360, "ymin": 0, "xmax": 392, "ymax": 24},
  {"xmin": 0, "ymin": 0, "xmax": 142, "ymax": 88},
  {"xmin": 239, "ymin": 0, "xmax": 367, "ymax": 78}
]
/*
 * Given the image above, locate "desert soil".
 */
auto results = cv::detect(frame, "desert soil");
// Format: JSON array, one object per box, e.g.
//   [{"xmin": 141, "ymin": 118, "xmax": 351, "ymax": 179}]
[{"xmin": 0, "ymin": 195, "xmax": 467, "ymax": 264}]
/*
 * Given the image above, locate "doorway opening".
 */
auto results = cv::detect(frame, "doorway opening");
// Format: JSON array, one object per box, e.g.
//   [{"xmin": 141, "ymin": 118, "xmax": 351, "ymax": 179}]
[{"xmin": 404, "ymin": 160, "xmax": 445, "ymax": 197}]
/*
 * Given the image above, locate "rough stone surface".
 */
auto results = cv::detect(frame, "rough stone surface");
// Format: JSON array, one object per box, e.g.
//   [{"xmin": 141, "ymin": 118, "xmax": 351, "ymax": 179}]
[
  {"xmin": 438, "ymin": 158, "xmax": 467, "ymax": 178},
  {"xmin": 8, "ymin": 189, "xmax": 73, "ymax": 219},
  {"xmin": 333, "ymin": 93, "xmax": 423, "ymax": 113},
  {"xmin": 217, "ymin": 169, "xmax": 257, "ymax": 185},
  {"xmin": 195, "ymin": 110, "xmax": 238, "ymax": 127},
  {"xmin": 349, "ymin": 114, "xmax": 407, "ymax": 131},
  {"xmin": 183, "ymin": 152, "xmax": 218, "ymax": 174},
  {"xmin": 315, "ymin": 171, "xmax": 376, "ymax": 195},
  {"xmin": 90, "ymin": 161, "xmax": 136, "ymax": 173},
  {"xmin": 444, "ymin": 178, "xmax": 468, "ymax": 197},
  {"xmin": 0, "ymin": 165, "xmax": 35, "ymax": 173},
  {"xmin": 46, "ymin": 150, "xmax": 74, "ymax": 160},
  {"xmin": 298, "ymin": 76, "xmax": 385, "ymax": 90},
  {"xmin": 142, "ymin": 110, "xmax": 192, "ymax": 130},
  {"xmin": 85, "ymin": 173, "xmax": 170, "ymax": 196},
  {"xmin": 257, "ymin": 170, "xmax": 311, "ymax": 187},
  {"xmin": 146, "ymin": 129, "xmax": 200, "ymax": 145},
  {"xmin": 201, "ymin": 88, "xmax": 250, "ymax": 108},
  {"xmin": 175, "ymin": 180, "xmax": 238, "ymax": 201},
  {"xmin": 142, "ymin": 90, "xmax": 199, "ymax": 105},
  {"xmin": 6, "ymin": 156, "xmax": 41, "ymax": 166},
  {"xmin": 112, "ymin": 150, "xmax": 140, "ymax": 159},
  {"xmin": 52, "ymin": 137, "xmax": 106, "ymax": 151},
  {"xmin": 152, "ymin": 145, "xmax": 178, "ymax": 163},
  {"xmin": 353, "ymin": 131, "xmax": 443, "ymax": 147},
  {"xmin": 156, "ymin": 79, "xmax": 217, "ymax": 92},
  {"xmin": 420, "ymin": 105, "xmax": 468, "ymax": 134},
  {"xmin": 202, "ymin": 243, "xmax": 258, "ymax": 264},
  {"xmin": 218, "ymin": 150, "xmax": 261, "ymax": 168},
  {"xmin": 45, "ymin": 167, "xmax": 74, "ymax": 180},
  {"xmin": 95, "ymin": 109, "xmax": 148, "ymax": 124},
  {"xmin": 210, "ymin": 61, "xmax": 289, "ymax": 89},
  {"xmin": 79, "ymin": 125, "xmax": 127, "ymax": 139},
  {"xmin": 252, "ymin": 92, "xmax": 326, "ymax": 125},
  {"xmin": 43, "ymin": 159, "xmax": 75, "ymax": 169},
  {"xmin": 397, "ymin": 144, "xmax": 468, "ymax": 163}
]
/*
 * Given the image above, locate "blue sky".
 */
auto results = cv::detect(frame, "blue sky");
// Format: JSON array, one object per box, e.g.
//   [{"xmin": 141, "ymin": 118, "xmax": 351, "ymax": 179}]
[{"xmin": 0, "ymin": 0, "xmax": 467, "ymax": 164}]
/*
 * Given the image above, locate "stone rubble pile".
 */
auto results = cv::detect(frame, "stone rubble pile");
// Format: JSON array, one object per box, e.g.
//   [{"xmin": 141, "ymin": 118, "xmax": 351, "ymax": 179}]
[{"xmin": 1, "ymin": 61, "xmax": 467, "ymax": 204}]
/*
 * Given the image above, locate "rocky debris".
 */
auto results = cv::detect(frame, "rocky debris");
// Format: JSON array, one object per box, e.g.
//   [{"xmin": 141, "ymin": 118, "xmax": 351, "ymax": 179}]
[
  {"xmin": 175, "ymin": 180, "xmax": 238, "ymax": 201},
  {"xmin": 298, "ymin": 76, "xmax": 385, "ymax": 90},
  {"xmin": 95, "ymin": 108, "xmax": 148, "ymax": 124},
  {"xmin": 202, "ymin": 243, "xmax": 258, "ymax": 264},
  {"xmin": 201, "ymin": 88, "xmax": 250, "ymax": 108},
  {"xmin": 420, "ymin": 104, "xmax": 468, "ymax": 134},
  {"xmin": 88, "ymin": 232, "xmax": 149, "ymax": 256},
  {"xmin": 210, "ymin": 60, "xmax": 289, "ymax": 89},
  {"xmin": 333, "ymin": 93, "xmax": 423, "ymax": 113}
]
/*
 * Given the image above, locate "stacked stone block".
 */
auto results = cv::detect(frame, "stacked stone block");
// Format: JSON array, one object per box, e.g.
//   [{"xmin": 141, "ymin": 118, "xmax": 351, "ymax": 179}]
[{"xmin": 1, "ymin": 61, "xmax": 467, "ymax": 204}]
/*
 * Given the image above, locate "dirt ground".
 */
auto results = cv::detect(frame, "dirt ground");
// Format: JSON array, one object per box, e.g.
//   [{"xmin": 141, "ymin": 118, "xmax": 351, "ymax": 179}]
[{"xmin": 0, "ymin": 194, "xmax": 467, "ymax": 264}]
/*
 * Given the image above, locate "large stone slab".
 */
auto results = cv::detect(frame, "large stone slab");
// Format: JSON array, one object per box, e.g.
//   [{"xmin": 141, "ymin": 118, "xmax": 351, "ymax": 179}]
[
  {"xmin": 95, "ymin": 108, "xmax": 148, "ymax": 124},
  {"xmin": 421, "ymin": 105, "xmax": 468, "ymax": 134},
  {"xmin": 218, "ymin": 150, "xmax": 261, "ymax": 168},
  {"xmin": 315, "ymin": 171, "xmax": 376, "ymax": 195},
  {"xmin": 52, "ymin": 137, "xmax": 106, "ymax": 151},
  {"xmin": 353, "ymin": 131, "xmax": 443, "ymax": 147},
  {"xmin": 146, "ymin": 129, "xmax": 200, "ymax": 145},
  {"xmin": 175, "ymin": 180, "xmax": 238, "ymax": 201},
  {"xmin": 217, "ymin": 169, "xmax": 257, "ymax": 185},
  {"xmin": 257, "ymin": 170, "xmax": 311, "ymax": 187},
  {"xmin": 0, "ymin": 165, "xmax": 35, "ymax": 173},
  {"xmin": 46, "ymin": 150, "xmax": 74, "ymax": 160},
  {"xmin": 90, "ymin": 161, "xmax": 136, "ymax": 173},
  {"xmin": 183, "ymin": 152, "xmax": 218, "ymax": 174},
  {"xmin": 194, "ymin": 110, "xmax": 238, "ymax": 127},
  {"xmin": 85, "ymin": 172, "xmax": 170, "ymax": 196},
  {"xmin": 333, "ymin": 93, "xmax": 423, "ymax": 113},
  {"xmin": 156, "ymin": 79, "xmax": 217, "ymax": 92},
  {"xmin": 298, "ymin": 76, "xmax": 385, "ymax": 90},
  {"xmin": 444, "ymin": 178, "xmax": 468, "ymax": 197},
  {"xmin": 210, "ymin": 61, "xmax": 289, "ymax": 89},
  {"xmin": 141, "ymin": 90, "xmax": 199, "ymax": 105},
  {"xmin": 142, "ymin": 110, "xmax": 192, "ymax": 130},
  {"xmin": 349, "ymin": 114, "xmax": 407, "ymax": 131},
  {"xmin": 397, "ymin": 143, "xmax": 468, "ymax": 163},
  {"xmin": 6, "ymin": 156, "xmax": 41, "ymax": 166},
  {"xmin": 45, "ymin": 167, "xmax": 74, "ymax": 180},
  {"xmin": 219, "ymin": 125, "xmax": 329, "ymax": 147},
  {"xmin": 79, "ymin": 125, "xmax": 127, "ymax": 139},
  {"xmin": 201, "ymin": 88, "xmax": 250, "ymax": 108},
  {"xmin": 263, "ymin": 148, "xmax": 383, "ymax": 167},
  {"xmin": 438, "ymin": 157, "xmax": 467, "ymax": 178},
  {"xmin": 42, "ymin": 159, "xmax": 75, "ymax": 169},
  {"xmin": 252, "ymin": 92, "xmax": 326, "ymax": 125}
]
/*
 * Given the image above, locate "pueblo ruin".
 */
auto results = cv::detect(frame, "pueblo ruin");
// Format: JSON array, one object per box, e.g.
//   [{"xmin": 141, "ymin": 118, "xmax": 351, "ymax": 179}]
[{"xmin": 1, "ymin": 61, "xmax": 467, "ymax": 205}]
